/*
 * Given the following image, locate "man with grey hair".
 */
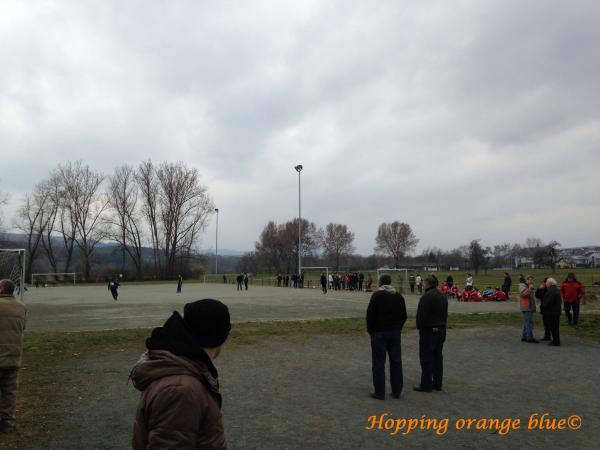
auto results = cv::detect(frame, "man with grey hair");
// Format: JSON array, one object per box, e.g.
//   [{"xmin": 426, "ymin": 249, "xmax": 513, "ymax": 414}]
[
  {"xmin": 542, "ymin": 278, "xmax": 562, "ymax": 346},
  {"xmin": 0, "ymin": 279, "xmax": 27, "ymax": 433},
  {"xmin": 366, "ymin": 274, "xmax": 407, "ymax": 400},
  {"xmin": 414, "ymin": 275, "xmax": 448, "ymax": 393}
]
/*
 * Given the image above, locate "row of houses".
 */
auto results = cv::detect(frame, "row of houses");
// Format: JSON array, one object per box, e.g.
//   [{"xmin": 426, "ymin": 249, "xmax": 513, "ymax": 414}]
[{"xmin": 514, "ymin": 247, "xmax": 600, "ymax": 269}]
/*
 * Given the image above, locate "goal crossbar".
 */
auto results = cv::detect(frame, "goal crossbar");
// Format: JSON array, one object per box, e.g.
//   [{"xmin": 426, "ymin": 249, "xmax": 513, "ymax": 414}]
[
  {"xmin": 31, "ymin": 272, "xmax": 77, "ymax": 285},
  {"xmin": 0, "ymin": 248, "xmax": 26, "ymax": 302}
]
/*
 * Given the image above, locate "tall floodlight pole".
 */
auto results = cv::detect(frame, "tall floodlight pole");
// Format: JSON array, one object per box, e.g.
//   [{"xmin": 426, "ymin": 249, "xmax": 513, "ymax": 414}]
[
  {"xmin": 294, "ymin": 165, "xmax": 303, "ymax": 275},
  {"xmin": 215, "ymin": 208, "xmax": 219, "ymax": 274}
]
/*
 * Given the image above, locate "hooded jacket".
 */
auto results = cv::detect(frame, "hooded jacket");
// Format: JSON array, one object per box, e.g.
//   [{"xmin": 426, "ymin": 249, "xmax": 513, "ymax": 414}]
[
  {"xmin": 0, "ymin": 294, "xmax": 26, "ymax": 368},
  {"xmin": 366, "ymin": 285, "xmax": 407, "ymax": 334},
  {"xmin": 131, "ymin": 312, "xmax": 226, "ymax": 450}
]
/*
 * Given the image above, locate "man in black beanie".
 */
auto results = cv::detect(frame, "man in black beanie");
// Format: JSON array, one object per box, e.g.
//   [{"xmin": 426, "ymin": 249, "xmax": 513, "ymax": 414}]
[{"xmin": 131, "ymin": 299, "xmax": 231, "ymax": 449}]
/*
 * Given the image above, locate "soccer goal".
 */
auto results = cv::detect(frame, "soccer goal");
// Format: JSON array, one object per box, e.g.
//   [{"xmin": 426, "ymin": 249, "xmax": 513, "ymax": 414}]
[
  {"xmin": 376, "ymin": 267, "xmax": 409, "ymax": 292},
  {"xmin": 0, "ymin": 248, "xmax": 26, "ymax": 301},
  {"xmin": 31, "ymin": 272, "xmax": 77, "ymax": 287},
  {"xmin": 300, "ymin": 266, "xmax": 329, "ymax": 289}
]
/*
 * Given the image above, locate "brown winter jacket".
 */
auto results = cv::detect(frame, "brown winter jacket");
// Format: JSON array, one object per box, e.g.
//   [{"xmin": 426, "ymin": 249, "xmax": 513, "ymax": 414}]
[
  {"xmin": 131, "ymin": 350, "xmax": 226, "ymax": 450},
  {"xmin": 0, "ymin": 294, "xmax": 27, "ymax": 368}
]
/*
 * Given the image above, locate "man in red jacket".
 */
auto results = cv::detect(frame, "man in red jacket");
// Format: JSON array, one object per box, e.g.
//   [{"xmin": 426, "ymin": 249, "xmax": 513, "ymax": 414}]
[{"xmin": 560, "ymin": 273, "xmax": 585, "ymax": 326}]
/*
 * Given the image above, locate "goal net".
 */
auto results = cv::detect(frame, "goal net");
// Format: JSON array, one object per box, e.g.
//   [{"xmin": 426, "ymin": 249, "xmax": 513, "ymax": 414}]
[
  {"xmin": 376, "ymin": 268, "xmax": 409, "ymax": 293},
  {"xmin": 300, "ymin": 266, "xmax": 329, "ymax": 289},
  {"xmin": 31, "ymin": 272, "xmax": 77, "ymax": 287},
  {"xmin": 0, "ymin": 249, "xmax": 26, "ymax": 301}
]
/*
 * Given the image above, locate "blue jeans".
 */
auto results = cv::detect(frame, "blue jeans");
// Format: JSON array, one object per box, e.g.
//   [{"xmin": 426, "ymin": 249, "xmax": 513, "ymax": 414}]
[
  {"xmin": 521, "ymin": 311, "xmax": 534, "ymax": 339},
  {"xmin": 370, "ymin": 330, "xmax": 403, "ymax": 397},
  {"xmin": 419, "ymin": 328, "xmax": 446, "ymax": 390},
  {"xmin": 564, "ymin": 303, "xmax": 580, "ymax": 325}
]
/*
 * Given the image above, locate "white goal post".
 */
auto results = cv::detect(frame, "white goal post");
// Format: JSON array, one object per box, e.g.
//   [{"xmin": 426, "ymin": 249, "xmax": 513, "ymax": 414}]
[
  {"xmin": 376, "ymin": 267, "xmax": 409, "ymax": 289},
  {"xmin": 300, "ymin": 266, "xmax": 329, "ymax": 288},
  {"xmin": 31, "ymin": 272, "xmax": 77, "ymax": 286},
  {"xmin": 0, "ymin": 248, "xmax": 26, "ymax": 301}
]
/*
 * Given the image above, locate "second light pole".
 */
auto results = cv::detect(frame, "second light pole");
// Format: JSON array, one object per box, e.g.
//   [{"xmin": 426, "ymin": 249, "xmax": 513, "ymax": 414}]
[
  {"xmin": 214, "ymin": 208, "xmax": 219, "ymax": 275},
  {"xmin": 294, "ymin": 164, "xmax": 303, "ymax": 276}
]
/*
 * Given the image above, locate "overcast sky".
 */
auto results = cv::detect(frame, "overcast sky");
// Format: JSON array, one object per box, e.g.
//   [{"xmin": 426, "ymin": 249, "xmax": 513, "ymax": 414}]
[{"xmin": 1, "ymin": 0, "xmax": 599, "ymax": 255}]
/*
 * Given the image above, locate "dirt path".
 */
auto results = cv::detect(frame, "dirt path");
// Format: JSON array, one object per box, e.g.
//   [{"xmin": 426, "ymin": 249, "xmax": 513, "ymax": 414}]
[{"xmin": 26, "ymin": 328, "xmax": 600, "ymax": 449}]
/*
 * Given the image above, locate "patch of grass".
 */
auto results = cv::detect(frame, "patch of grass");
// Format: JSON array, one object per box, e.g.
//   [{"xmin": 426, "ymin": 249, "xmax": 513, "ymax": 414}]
[{"xmin": 4, "ymin": 313, "xmax": 599, "ymax": 449}]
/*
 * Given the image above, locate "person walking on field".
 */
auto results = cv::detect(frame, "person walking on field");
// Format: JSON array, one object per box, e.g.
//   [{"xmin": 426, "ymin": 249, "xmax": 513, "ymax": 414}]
[
  {"xmin": 541, "ymin": 278, "xmax": 562, "ymax": 346},
  {"xmin": 366, "ymin": 274, "xmax": 407, "ymax": 400},
  {"xmin": 177, "ymin": 274, "xmax": 183, "ymax": 294},
  {"xmin": 415, "ymin": 274, "xmax": 423, "ymax": 294},
  {"xmin": 561, "ymin": 273, "xmax": 585, "ymax": 326},
  {"xmin": 108, "ymin": 277, "xmax": 120, "ymax": 301},
  {"xmin": 414, "ymin": 276, "xmax": 448, "ymax": 393},
  {"xmin": 446, "ymin": 274, "xmax": 453, "ymax": 288},
  {"xmin": 408, "ymin": 274, "xmax": 416, "ymax": 293},
  {"xmin": 320, "ymin": 273, "xmax": 328, "ymax": 294},
  {"xmin": 519, "ymin": 275, "xmax": 538, "ymax": 343},
  {"xmin": 0, "ymin": 280, "xmax": 26, "ymax": 433},
  {"xmin": 131, "ymin": 299, "xmax": 231, "ymax": 449},
  {"xmin": 236, "ymin": 273, "xmax": 243, "ymax": 291},
  {"xmin": 502, "ymin": 272, "xmax": 512, "ymax": 299},
  {"xmin": 243, "ymin": 272, "xmax": 249, "ymax": 291}
]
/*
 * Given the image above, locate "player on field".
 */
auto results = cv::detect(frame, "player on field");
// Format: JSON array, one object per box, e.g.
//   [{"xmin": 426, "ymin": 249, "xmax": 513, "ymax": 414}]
[
  {"xmin": 108, "ymin": 277, "xmax": 120, "ymax": 301},
  {"xmin": 176, "ymin": 275, "xmax": 183, "ymax": 294}
]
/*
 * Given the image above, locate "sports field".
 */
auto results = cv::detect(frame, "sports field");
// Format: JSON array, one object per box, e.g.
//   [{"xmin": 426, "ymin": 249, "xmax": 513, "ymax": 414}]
[
  {"xmin": 24, "ymin": 282, "xmax": 522, "ymax": 332},
  {"xmin": 6, "ymin": 283, "xmax": 600, "ymax": 449}
]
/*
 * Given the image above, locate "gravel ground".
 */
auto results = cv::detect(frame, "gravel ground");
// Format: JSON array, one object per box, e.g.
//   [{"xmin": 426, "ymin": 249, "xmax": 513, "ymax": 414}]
[{"xmin": 25, "ymin": 327, "xmax": 600, "ymax": 449}]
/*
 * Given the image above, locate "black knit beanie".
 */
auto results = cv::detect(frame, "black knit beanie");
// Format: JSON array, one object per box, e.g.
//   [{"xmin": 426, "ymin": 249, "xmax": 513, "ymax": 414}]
[{"xmin": 183, "ymin": 299, "xmax": 231, "ymax": 347}]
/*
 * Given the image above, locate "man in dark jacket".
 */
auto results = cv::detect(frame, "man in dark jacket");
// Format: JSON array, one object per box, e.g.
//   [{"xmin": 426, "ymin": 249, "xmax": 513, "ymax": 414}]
[
  {"xmin": 502, "ymin": 273, "xmax": 512, "ymax": 299},
  {"xmin": 542, "ymin": 278, "xmax": 562, "ymax": 346},
  {"xmin": 320, "ymin": 273, "xmax": 327, "ymax": 294},
  {"xmin": 414, "ymin": 276, "xmax": 448, "ymax": 393},
  {"xmin": 0, "ymin": 280, "xmax": 26, "ymax": 434},
  {"xmin": 131, "ymin": 299, "xmax": 231, "ymax": 449},
  {"xmin": 366, "ymin": 274, "xmax": 407, "ymax": 400}
]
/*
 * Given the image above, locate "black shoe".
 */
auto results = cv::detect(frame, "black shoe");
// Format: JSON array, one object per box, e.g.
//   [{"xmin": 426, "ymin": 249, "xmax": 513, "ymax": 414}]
[
  {"xmin": 521, "ymin": 338, "xmax": 527, "ymax": 342},
  {"xmin": 369, "ymin": 391, "xmax": 385, "ymax": 400},
  {"xmin": 541, "ymin": 337, "xmax": 551, "ymax": 341},
  {"xmin": 391, "ymin": 393, "xmax": 401, "ymax": 399},
  {"xmin": 0, "ymin": 420, "xmax": 15, "ymax": 433},
  {"xmin": 527, "ymin": 339, "xmax": 539, "ymax": 343},
  {"xmin": 548, "ymin": 342, "xmax": 561, "ymax": 346},
  {"xmin": 413, "ymin": 386, "xmax": 432, "ymax": 393}
]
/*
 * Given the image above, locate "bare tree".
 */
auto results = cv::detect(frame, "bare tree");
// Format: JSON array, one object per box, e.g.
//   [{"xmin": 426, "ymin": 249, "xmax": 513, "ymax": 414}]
[
  {"xmin": 58, "ymin": 161, "xmax": 108, "ymax": 281},
  {"xmin": 319, "ymin": 223, "xmax": 355, "ymax": 271},
  {"xmin": 155, "ymin": 161, "xmax": 214, "ymax": 278},
  {"xmin": 107, "ymin": 165, "xmax": 144, "ymax": 279},
  {"xmin": 374, "ymin": 221, "xmax": 419, "ymax": 268},
  {"xmin": 15, "ymin": 184, "xmax": 54, "ymax": 278},
  {"xmin": 136, "ymin": 160, "xmax": 161, "ymax": 277}
]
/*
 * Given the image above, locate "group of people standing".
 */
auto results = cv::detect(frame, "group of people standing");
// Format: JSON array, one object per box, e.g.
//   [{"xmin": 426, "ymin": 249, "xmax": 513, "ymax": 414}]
[
  {"xmin": 366, "ymin": 274, "xmax": 448, "ymax": 399},
  {"xmin": 519, "ymin": 272, "xmax": 585, "ymax": 346}
]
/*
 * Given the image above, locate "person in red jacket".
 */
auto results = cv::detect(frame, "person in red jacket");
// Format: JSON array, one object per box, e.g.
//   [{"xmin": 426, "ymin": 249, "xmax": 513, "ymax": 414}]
[{"xmin": 560, "ymin": 273, "xmax": 585, "ymax": 326}]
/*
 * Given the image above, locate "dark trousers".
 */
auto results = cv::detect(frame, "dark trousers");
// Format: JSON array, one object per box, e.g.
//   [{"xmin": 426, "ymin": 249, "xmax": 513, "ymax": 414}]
[
  {"xmin": 370, "ymin": 330, "xmax": 403, "ymax": 397},
  {"xmin": 0, "ymin": 367, "xmax": 19, "ymax": 424},
  {"xmin": 419, "ymin": 327, "xmax": 446, "ymax": 390},
  {"xmin": 237, "ymin": 281, "xmax": 243, "ymax": 290},
  {"xmin": 546, "ymin": 314, "xmax": 560, "ymax": 345},
  {"xmin": 409, "ymin": 283, "xmax": 415, "ymax": 293},
  {"xmin": 542, "ymin": 313, "xmax": 551, "ymax": 339},
  {"xmin": 564, "ymin": 303, "xmax": 580, "ymax": 325},
  {"xmin": 321, "ymin": 283, "xmax": 327, "ymax": 293},
  {"xmin": 110, "ymin": 289, "xmax": 118, "ymax": 300}
]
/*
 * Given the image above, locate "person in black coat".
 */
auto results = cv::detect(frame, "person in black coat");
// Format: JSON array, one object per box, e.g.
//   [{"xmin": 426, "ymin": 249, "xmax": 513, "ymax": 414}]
[
  {"xmin": 535, "ymin": 278, "xmax": 549, "ymax": 340},
  {"xmin": 502, "ymin": 272, "xmax": 512, "ymax": 299},
  {"xmin": 366, "ymin": 274, "xmax": 407, "ymax": 400},
  {"xmin": 320, "ymin": 273, "xmax": 327, "ymax": 294},
  {"xmin": 176, "ymin": 275, "xmax": 183, "ymax": 294},
  {"xmin": 541, "ymin": 278, "xmax": 562, "ymax": 346},
  {"xmin": 236, "ymin": 273, "xmax": 244, "ymax": 291},
  {"xmin": 414, "ymin": 276, "xmax": 448, "ymax": 392}
]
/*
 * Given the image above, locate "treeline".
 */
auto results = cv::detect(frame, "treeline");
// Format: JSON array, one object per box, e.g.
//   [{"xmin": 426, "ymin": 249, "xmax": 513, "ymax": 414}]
[
  {"xmin": 13, "ymin": 160, "xmax": 214, "ymax": 281},
  {"xmin": 239, "ymin": 220, "xmax": 564, "ymax": 275}
]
